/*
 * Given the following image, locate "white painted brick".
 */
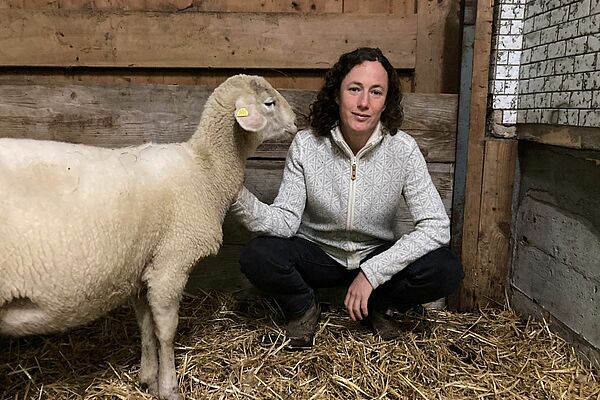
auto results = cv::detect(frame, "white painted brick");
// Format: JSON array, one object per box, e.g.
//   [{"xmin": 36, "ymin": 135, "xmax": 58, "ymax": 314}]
[
  {"xmin": 529, "ymin": 77, "xmax": 547, "ymax": 91},
  {"xmin": 578, "ymin": 14, "xmax": 600, "ymax": 35},
  {"xmin": 569, "ymin": 0, "xmax": 591, "ymax": 20},
  {"xmin": 499, "ymin": 21, "xmax": 512, "ymax": 36},
  {"xmin": 589, "ymin": 34, "xmax": 600, "ymax": 51},
  {"xmin": 592, "ymin": 0, "xmax": 600, "ymax": 14},
  {"xmin": 562, "ymin": 72, "xmax": 586, "ymax": 90},
  {"xmin": 537, "ymin": 60, "xmax": 556, "ymax": 75},
  {"xmin": 502, "ymin": 4, "xmax": 524, "ymax": 19},
  {"xmin": 527, "ymin": 109, "xmax": 543, "ymax": 123},
  {"xmin": 551, "ymin": 91, "xmax": 572, "ymax": 106},
  {"xmin": 498, "ymin": 34, "xmax": 524, "ymax": 50},
  {"xmin": 558, "ymin": 20, "xmax": 580, "ymax": 40},
  {"xmin": 547, "ymin": 75, "xmax": 564, "ymax": 91},
  {"xmin": 524, "ymin": 31, "xmax": 541, "ymax": 48},
  {"xmin": 522, "ymin": 48, "xmax": 532, "ymax": 63},
  {"xmin": 535, "ymin": 93, "xmax": 552, "ymax": 107},
  {"xmin": 540, "ymin": 109, "xmax": 560, "ymax": 124},
  {"xmin": 511, "ymin": 19, "xmax": 525, "ymax": 34},
  {"xmin": 503, "ymin": 110, "xmax": 518, "ymax": 124},
  {"xmin": 557, "ymin": 109, "xmax": 580, "ymax": 125},
  {"xmin": 520, "ymin": 93, "xmax": 536, "ymax": 108},
  {"xmin": 492, "ymin": 80, "xmax": 506, "ymax": 94},
  {"xmin": 534, "ymin": 12, "xmax": 552, "ymax": 30},
  {"xmin": 531, "ymin": 45, "xmax": 549, "ymax": 62},
  {"xmin": 540, "ymin": 26, "xmax": 560, "ymax": 44},
  {"xmin": 570, "ymin": 90, "xmax": 593, "ymax": 107},
  {"xmin": 519, "ymin": 79, "xmax": 531, "ymax": 93},
  {"xmin": 565, "ymin": 36, "xmax": 588, "ymax": 56},
  {"xmin": 496, "ymin": 65, "xmax": 521, "ymax": 79},
  {"xmin": 495, "ymin": 50, "xmax": 510, "ymax": 64},
  {"xmin": 592, "ymin": 90, "xmax": 600, "ymax": 107},
  {"xmin": 555, "ymin": 56, "xmax": 576, "ymax": 73},
  {"xmin": 517, "ymin": 109, "xmax": 528, "ymax": 123},
  {"xmin": 493, "ymin": 94, "xmax": 518, "ymax": 109},
  {"xmin": 548, "ymin": 41, "xmax": 567, "ymax": 58},
  {"xmin": 509, "ymin": 50, "xmax": 523, "ymax": 64},
  {"xmin": 579, "ymin": 109, "xmax": 600, "ymax": 126},
  {"xmin": 574, "ymin": 53, "xmax": 597, "ymax": 72},
  {"xmin": 505, "ymin": 80, "xmax": 520, "ymax": 94},
  {"xmin": 551, "ymin": 5, "xmax": 570, "ymax": 25},
  {"xmin": 583, "ymin": 71, "xmax": 600, "ymax": 89},
  {"xmin": 527, "ymin": 0, "xmax": 544, "ymax": 16}
]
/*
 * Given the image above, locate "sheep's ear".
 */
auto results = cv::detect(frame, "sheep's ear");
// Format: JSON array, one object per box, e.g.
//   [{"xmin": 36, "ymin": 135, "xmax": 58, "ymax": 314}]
[{"xmin": 234, "ymin": 101, "xmax": 267, "ymax": 132}]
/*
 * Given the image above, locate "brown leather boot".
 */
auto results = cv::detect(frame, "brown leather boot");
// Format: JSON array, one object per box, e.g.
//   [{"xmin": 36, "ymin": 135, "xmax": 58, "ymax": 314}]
[
  {"xmin": 285, "ymin": 300, "xmax": 321, "ymax": 351},
  {"xmin": 370, "ymin": 309, "xmax": 403, "ymax": 340}
]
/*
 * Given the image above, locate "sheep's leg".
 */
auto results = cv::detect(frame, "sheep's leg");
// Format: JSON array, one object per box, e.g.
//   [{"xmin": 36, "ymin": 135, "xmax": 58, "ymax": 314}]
[
  {"xmin": 146, "ymin": 272, "xmax": 187, "ymax": 400},
  {"xmin": 130, "ymin": 293, "xmax": 159, "ymax": 394}
]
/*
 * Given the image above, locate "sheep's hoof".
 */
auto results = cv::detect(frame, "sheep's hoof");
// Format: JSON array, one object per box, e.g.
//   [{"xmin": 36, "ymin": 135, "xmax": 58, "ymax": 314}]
[
  {"xmin": 159, "ymin": 390, "xmax": 181, "ymax": 400},
  {"xmin": 140, "ymin": 377, "xmax": 159, "ymax": 395}
]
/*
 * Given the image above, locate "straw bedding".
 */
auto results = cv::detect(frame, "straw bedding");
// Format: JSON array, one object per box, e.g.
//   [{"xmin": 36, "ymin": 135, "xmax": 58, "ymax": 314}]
[{"xmin": 1, "ymin": 291, "xmax": 598, "ymax": 399}]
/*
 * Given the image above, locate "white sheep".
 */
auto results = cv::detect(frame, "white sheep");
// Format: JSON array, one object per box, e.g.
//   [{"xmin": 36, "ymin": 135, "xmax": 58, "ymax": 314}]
[{"xmin": 0, "ymin": 74, "xmax": 297, "ymax": 400}]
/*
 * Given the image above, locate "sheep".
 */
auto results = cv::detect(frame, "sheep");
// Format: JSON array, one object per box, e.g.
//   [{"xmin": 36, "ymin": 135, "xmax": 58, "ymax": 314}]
[{"xmin": 0, "ymin": 74, "xmax": 297, "ymax": 400}]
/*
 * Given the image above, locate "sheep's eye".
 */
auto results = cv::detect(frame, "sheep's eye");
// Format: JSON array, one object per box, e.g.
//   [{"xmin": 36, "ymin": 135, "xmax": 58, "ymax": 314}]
[{"xmin": 264, "ymin": 98, "xmax": 276, "ymax": 107}]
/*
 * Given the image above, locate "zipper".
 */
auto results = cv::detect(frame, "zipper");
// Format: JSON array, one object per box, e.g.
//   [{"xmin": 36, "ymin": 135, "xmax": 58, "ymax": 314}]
[{"xmin": 346, "ymin": 157, "xmax": 357, "ymax": 232}]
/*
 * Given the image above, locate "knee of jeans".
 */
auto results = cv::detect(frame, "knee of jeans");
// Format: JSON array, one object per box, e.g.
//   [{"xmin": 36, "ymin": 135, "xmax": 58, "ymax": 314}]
[{"xmin": 239, "ymin": 241, "xmax": 265, "ymax": 276}]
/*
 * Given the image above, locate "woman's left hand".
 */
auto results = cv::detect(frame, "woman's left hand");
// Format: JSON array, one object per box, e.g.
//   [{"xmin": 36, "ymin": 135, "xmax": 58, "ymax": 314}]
[{"xmin": 344, "ymin": 271, "xmax": 373, "ymax": 321}]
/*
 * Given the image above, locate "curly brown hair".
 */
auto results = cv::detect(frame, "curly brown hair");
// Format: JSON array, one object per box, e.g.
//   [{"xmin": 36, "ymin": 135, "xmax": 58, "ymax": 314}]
[{"xmin": 309, "ymin": 47, "xmax": 403, "ymax": 137}]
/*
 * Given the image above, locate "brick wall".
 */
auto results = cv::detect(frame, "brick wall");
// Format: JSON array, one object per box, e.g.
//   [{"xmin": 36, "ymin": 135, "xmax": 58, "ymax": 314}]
[{"xmin": 490, "ymin": 0, "xmax": 600, "ymax": 133}]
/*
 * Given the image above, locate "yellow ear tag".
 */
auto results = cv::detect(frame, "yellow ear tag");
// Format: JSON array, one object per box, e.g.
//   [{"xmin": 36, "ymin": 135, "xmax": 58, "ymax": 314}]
[{"xmin": 235, "ymin": 107, "xmax": 249, "ymax": 117}]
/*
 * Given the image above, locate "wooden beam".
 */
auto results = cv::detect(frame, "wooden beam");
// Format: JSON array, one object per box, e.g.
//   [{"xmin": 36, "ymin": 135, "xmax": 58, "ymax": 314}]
[
  {"xmin": 470, "ymin": 139, "xmax": 517, "ymax": 307},
  {"xmin": 414, "ymin": 0, "xmax": 461, "ymax": 93},
  {"xmin": 457, "ymin": 0, "xmax": 494, "ymax": 311},
  {"xmin": 518, "ymin": 124, "xmax": 600, "ymax": 152},
  {"xmin": 0, "ymin": 10, "xmax": 417, "ymax": 69},
  {"xmin": 0, "ymin": 82, "xmax": 457, "ymax": 161}
]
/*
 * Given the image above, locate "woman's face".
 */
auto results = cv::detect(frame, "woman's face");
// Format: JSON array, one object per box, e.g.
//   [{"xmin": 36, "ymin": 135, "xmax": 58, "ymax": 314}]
[{"xmin": 338, "ymin": 60, "xmax": 388, "ymax": 140}]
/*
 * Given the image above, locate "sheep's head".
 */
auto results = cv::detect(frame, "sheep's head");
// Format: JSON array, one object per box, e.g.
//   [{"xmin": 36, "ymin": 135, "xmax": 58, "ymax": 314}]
[{"xmin": 223, "ymin": 75, "xmax": 297, "ymax": 143}]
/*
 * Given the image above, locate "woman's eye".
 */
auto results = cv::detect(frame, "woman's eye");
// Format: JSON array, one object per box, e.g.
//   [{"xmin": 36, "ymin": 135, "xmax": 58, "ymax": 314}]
[{"xmin": 371, "ymin": 89, "xmax": 384, "ymax": 96}]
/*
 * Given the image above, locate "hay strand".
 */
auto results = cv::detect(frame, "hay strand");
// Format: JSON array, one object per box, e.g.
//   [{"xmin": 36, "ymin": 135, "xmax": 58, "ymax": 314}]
[{"xmin": 1, "ymin": 291, "xmax": 598, "ymax": 399}]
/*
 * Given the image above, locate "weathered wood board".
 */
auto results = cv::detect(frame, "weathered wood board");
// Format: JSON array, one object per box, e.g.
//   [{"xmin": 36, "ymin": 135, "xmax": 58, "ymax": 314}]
[
  {"xmin": 0, "ymin": 82, "xmax": 457, "ymax": 161},
  {"xmin": 0, "ymin": 10, "xmax": 417, "ymax": 69}
]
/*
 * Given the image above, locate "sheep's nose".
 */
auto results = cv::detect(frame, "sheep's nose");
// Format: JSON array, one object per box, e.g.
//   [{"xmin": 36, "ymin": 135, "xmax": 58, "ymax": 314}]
[{"xmin": 287, "ymin": 122, "xmax": 298, "ymax": 135}]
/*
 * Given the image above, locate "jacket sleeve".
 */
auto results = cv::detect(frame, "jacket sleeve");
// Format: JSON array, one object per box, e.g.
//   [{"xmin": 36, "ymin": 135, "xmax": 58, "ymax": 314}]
[
  {"xmin": 229, "ymin": 134, "xmax": 307, "ymax": 238},
  {"xmin": 360, "ymin": 141, "xmax": 450, "ymax": 289}
]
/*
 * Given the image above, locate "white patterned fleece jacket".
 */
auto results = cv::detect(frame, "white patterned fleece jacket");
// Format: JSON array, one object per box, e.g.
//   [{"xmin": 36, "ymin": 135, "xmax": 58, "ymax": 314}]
[{"xmin": 230, "ymin": 123, "xmax": 450, "ymax": 289}]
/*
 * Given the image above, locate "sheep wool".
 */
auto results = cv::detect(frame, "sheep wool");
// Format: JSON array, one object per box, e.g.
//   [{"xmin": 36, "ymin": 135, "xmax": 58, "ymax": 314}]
[{"xmin": 0, "ymin": 74, "xmax": 297, "ymax": 400}]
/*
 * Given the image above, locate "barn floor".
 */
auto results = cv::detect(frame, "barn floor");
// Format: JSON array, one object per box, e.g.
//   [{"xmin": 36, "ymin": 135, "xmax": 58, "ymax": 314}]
[{"xmin": 1, "ymin": 291, "xmax": 598, "ymax": 400}]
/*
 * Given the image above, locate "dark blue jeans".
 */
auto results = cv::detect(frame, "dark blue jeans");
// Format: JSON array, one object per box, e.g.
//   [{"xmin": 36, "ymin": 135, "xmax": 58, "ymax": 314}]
[{"xmin": 239, "ymin": 236, "xmax": 464, "ymax": 318}]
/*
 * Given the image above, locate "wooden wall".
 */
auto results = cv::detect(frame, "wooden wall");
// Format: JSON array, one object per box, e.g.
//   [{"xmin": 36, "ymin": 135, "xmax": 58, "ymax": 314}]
[{"xmin": 0, "ymin": 0, "xmax": 462, "ymax": 298}]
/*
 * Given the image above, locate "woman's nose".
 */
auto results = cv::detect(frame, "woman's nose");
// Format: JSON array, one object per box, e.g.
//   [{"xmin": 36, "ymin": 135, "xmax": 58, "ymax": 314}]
[{"xmin": 357, "ymin": 92, "xmax": 369, "ymax": 109}]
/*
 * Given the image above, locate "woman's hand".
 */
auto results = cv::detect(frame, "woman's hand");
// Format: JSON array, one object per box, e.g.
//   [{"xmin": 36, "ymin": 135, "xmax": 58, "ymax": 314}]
[{"xmin": 344, "ymin": 270, "xmax": 373, "ymax": 321}]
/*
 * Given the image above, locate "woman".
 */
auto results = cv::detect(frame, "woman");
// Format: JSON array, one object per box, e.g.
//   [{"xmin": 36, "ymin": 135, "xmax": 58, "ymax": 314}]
[{"xmin": 230, "ymin": 47, "xmax": 463, "ymax": 350}]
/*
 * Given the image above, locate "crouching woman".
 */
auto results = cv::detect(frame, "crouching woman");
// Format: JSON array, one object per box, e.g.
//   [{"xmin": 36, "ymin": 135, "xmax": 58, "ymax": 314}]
[{"xmin": 230, "ymin": 47, "xmax": 464, "ymax": 350}]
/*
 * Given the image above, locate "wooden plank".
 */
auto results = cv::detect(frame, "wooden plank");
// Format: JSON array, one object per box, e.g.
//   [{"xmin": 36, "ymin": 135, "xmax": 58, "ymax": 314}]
[
  {"xmin": 222, "ymin": 160, "xmax": 454, "ymax": 245},
  {"xmin": 414, "ymin": 0, "xmax": 461, "ymax": 93},
  {"xmin": 0, "ymin": 10, "xmax": 417, "ymax": 69},
  {"xmin": 3, "ymin": 0, "xmax": 342, "ymax": 12},
  {"xmin": 457, "ymin": 0, "xmax": 494, "ymax": 312},
  {"xmin": 465, "ymin": 139, "xmax": 517, "ymax": 308},
  {"xmin": 193, "ymin": 0, "xmax": 342, "ymax": 12},
  {"xmin": 518, "ymin": 124, "xmax": 600, "ymax": 152},
  {"xmin": 0, "ymin": 82, "xmax": 457, "ymax": 161},
  {"xmin": 0, "ymin": 69, "xmax": 416, "ymax": 93},
  {"xmin": 343, "ymin": 0, "xmax": 416, "ymax": 15}
]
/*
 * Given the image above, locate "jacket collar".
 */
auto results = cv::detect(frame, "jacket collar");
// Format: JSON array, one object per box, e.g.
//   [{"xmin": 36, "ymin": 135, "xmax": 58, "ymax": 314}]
[{"xmin": 330, "ymin": 122, "xmax": 384, "ymax": 158}]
